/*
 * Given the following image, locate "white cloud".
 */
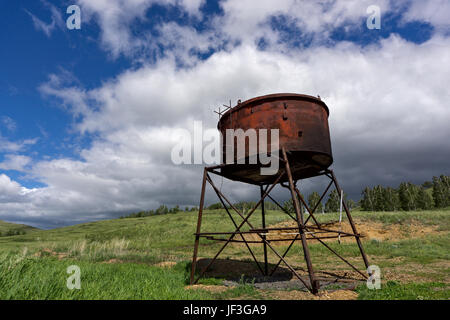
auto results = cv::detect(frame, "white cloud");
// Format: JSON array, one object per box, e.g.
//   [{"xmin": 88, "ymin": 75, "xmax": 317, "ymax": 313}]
[
  {"xmin": 0, "ymin": 174, "xmax": 35, "ymax": 203},
  {"xmin": 72, "ymin": 0, "xmax": 450, "ymax": 70},
  {"xmin": 75, "ymin": 0, "xmax": 207, "ymax": 58},
  {"xmin": 217, "ymin": 0, "xmax": 392, "ymax": 45},
  {"xmin": 1, "ymin": 116, "xmax": 17, "ymax": 132},
  {"xmin": 178, "ymin": 0, "xmax": 206, "ymax": 17},
  {"xmin": 0, "ymin": 135, "xmax": 37, "ymax": 153},
  {"xmin": 0, "ymin": 155, "xmax": 32, "ymax": 171},
  {"xmin": 403, "ymin": 0, "xmax": 450, "ymax": 31},
  {"xmin": 25, "ymin": 0, "xmax": 64, "ymax": 37},
  {"xmin": 77, "ymin": 0, "xmax": 411, "ymax": 60}
]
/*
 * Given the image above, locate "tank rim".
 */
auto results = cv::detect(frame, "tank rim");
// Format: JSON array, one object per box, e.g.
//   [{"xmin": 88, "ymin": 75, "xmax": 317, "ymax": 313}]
[{"xmin": 218, "ymin": 93, "xmax": 330, "ymax": 127}]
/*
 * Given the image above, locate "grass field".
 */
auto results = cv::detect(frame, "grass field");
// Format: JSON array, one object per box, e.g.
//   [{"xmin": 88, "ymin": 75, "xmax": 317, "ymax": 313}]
[
  {"xmin": 0, "ymin": 220, "xmax": 37, "ymax": 237},
  {"xmin": 0, "ymin": 208, "xmax": 448, "ymax": 300}
]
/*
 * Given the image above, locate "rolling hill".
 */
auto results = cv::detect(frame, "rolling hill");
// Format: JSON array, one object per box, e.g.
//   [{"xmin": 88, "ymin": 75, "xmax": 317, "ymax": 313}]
[{"xmin": 0, "ymin": 220, "xmax": 38, "ymax": 237}]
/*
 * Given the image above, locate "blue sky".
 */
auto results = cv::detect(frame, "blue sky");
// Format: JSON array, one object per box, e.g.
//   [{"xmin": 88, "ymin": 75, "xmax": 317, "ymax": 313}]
[
  {"xmin": 1, "ymin": 1, "xmax": 132, "ymax": 186},
  {"xmin": 0, "ymin": 0, "xmax": 449, "ymax": 228}
]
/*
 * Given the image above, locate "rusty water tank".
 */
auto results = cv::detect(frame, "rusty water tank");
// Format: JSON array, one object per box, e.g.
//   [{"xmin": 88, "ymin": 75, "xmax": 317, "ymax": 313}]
[{"xmin": 218, "ymin": 93, "xmax": 333, "ymax": 184}]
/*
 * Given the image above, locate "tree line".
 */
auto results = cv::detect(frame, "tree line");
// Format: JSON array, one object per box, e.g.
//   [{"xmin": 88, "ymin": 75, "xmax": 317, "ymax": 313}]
[
  {"xmin": 120, "ymin": 205, "xmax": 198, "ymax": 218},
  {"xmin": 121, "ymin": 174, "xmax": 448, "ymax": 218},
  {"xmin": 0, "ymin": 229, "xmax": 26, "ymax": 237},
  {"xmin": 281, "ymin": 190, "xmax": 355, "ymax": 214},
  {"xmin": 360, "ymin": 175, "xmax": 449, "ymax": 211}
]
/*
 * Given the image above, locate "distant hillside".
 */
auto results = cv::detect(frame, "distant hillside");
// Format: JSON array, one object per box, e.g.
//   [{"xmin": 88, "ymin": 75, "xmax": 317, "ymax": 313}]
[{"xmin": 0, "ymin": 220, "xmax": 38, "ymax": 237}]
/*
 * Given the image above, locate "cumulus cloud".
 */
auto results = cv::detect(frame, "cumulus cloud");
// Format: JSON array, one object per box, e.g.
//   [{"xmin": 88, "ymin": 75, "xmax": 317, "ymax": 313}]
[
  {"xmin": 403, "ymin": 0, "xmax": 450, "ymax": 32},
  {"xmin": 73, "ymin": 0, "xmax": 396, "ymax": 58},
  {"xmin": 75, "ymin": 0, "xmax": 207, "ymax": 58},
  {"xmin": 0, "ymin": 155, "xmax": 32, "ymax": 171},
  {"xmin": 0, "ymin": 134, "xmax": 37, "ymax": 153},
  {"xmin": 0, "ymin": 174, "xmax": 35, "ymax": 203},
  {"xmin": 216, "ymin": 0, "xmax": 392, "ymax": 45}
]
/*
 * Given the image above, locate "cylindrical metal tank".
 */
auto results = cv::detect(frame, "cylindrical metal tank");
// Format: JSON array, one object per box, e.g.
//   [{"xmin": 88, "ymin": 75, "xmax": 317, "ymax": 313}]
[{"xmin": 218, "ymin": 93, "xmax": 333, "ymax": 184}]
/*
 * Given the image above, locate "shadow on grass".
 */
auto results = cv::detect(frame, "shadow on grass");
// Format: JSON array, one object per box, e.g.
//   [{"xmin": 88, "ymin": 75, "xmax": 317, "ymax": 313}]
[{"xmin": 177, "ymin": 258, "xmax": 293, "ymax": 285}]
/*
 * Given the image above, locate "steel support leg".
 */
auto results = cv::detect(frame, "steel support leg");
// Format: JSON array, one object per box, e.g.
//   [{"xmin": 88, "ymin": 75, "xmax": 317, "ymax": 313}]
[
  {"xmin": 260, "ymin": 185, "xmax": 269, "ymax": 276},
  {"xmin": 282, "ymin": 148, "xmax": 319, "ymax": 294},
  {"xmin": 190, "ymin": 168, "xmax": 208, "ymax": 284},
  {"xmin": 328, "ymin": 169, "xmax": 370, "ymax": 271}
]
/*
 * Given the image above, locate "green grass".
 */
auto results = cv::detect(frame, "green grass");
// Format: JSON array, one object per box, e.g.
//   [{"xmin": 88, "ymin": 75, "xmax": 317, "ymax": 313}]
[
  {"xmin": 0, "ymin": 209, "xmax": 448, "ymax": 300},
  {"xmin": 356, "ymin": 281, "xmax": 449, "ymax": 300},
  {"xmin": 0, "ymin": 255, "xmax": 204, "ymax": 300},
  {"xmin": 0, "ymin": 209, "xmax": 290, "ymax": 261},
  {"xmin": 0, "ymin": 254, "xmax": 262, "ymax": 300},
  {"xmin": 0, "ymin": 220, "xmax": 37, "ymax": 237}
]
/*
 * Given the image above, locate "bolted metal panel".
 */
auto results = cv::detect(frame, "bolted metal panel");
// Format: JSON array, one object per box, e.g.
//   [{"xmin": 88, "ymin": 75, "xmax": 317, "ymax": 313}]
[{"xmin": 218, "ymin": 93, "xmax": 333, "ymax": 184}]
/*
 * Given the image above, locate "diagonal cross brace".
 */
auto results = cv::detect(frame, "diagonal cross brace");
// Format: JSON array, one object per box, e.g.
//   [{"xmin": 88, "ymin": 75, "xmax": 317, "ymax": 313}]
[
  {"xmin": 192, "ymin": 169, "xmax": 285, "ymax": 284},
  {"xmin": 194, "ymin": 169, "xmax": 313, "ymax": 291},
  {"xmin": 304, "ymin": 179, "xmax": 333, "ymax": 225},
  {"xmin": 205, "ymin": 173, "xmax": 265, "ymax": 276},
  {"xmin": 294, "ymin": 187, "xmax": 321, "ymax": 227}
]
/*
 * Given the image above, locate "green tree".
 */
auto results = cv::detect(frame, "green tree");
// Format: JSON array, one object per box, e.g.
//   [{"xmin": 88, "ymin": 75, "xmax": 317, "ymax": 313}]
[
  {"xmin": 361, "ymin": 187, "xmax": 375, "ymax": 211},
  {"xmin": 422, "ymin": 181, "xmax": 432, "ymax": 188},
  {"xmin": 283, "ymin": 197, "xmax": 312, "ymax": 216},
  {"xmin": 207, "ymin": 203, "xmax": 222, "ymax": 210},
  {"xmin": 417, "ymin": 187, "xmax": 433, "ymax": 210},
  {"xmin": 432, "ymin": 175, "xmax": 450, "ymax": 208},
  {"xmin": 283, "ymin": 199, "xmax": 294, "ymax": 214},
  {"xmin": 264, "ymin": 201, "xmax": 278, "ymax": 210},
  {"xmin": 383, "ymin": 187, "xmax": 400, "ymax": 211},
  {"xmin": 325, "ymin": 190, "xmax": 340, "ymax": 212},
  {"xmin": 398, "ymin": 182, "xmax": 419, "ymax": 211},
  {"xmin": 308, "ymin": 191, "xmax": 323, "ymax": 213},
  {"xmin": 347, "ymin": 199, "xmax": 356, "ymax": 211},
  {"xmin": 373, "ymin": 185, "xmax": 385, "ymax": 211},
  {"xmin": 234, "ymin": 201, "xmax": 257, "ymax": 214},
  {"xmin": 155, "ymin": 205, "xmax": 169, "ymax": 215},
  {"xmin": 443, "ymin": 175, "xmax": 450, "ymax": 206}
]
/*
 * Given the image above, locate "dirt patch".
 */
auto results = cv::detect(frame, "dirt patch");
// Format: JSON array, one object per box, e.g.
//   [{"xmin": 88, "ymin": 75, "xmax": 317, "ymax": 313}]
[
  {"xmin": 102, "ymin": 258, "xmax": 124, "ymax": 264},
  {"xmin": 155, "ymin": 261, "xmax": 177, "ymax": 268},
  {"xmin": 185, "ymin": 284, "xmax": 229, "ymax": 293},
  {"xmin": 34, "ymin": 248, "xmax": 67, "ymax": 260},
  {"xmin": 265, "ymin": 289, "xmax": 358, "ymax": 300},
  {"xmin": 237, "ymin": 219, "xmax": 440, "ymax": 245},
  {"xmin": 187, "ymin": 282, "xmax": 358, "ymax": 300}
]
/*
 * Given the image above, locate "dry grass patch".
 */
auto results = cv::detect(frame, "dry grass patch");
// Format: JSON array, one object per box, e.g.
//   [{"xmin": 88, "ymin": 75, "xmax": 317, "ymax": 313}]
[
  {"xmin": 241, "ymin": 219, "xmax": 443, "ymax": 245},
  {"xmin": 264, "ymin": 289, "xmax": 358, "ymax": 300},
  {"xmin": 185, "ymin": 284, "xmax": 230, "ymax": 293},
  {"xmin": 155, "ymin": 261, "xmax": 177, "ymax": 268}
]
